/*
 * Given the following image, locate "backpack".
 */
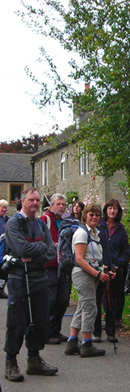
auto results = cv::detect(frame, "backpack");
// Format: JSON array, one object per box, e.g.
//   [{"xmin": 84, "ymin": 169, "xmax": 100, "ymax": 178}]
[
  {"xmin": 0, "ymin": 215, "xmax": 9, "ymax": 265},
  {"xmin": 57, "ymin": 217, "xmax": 90, "ymax": 274},
  {"xmin": 0, "ymin": 234, "xmax": 6, "ymax": 264}
]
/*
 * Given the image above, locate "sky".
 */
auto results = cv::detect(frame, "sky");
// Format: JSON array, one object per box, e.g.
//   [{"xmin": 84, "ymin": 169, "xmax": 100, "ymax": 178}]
[{"xmin": 0, "ymin": 0, "xmax": 82, "ymax": 143}]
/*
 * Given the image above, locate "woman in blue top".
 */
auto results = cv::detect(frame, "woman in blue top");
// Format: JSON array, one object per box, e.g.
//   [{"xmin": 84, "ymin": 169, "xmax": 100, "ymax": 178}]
[{"xmin": 93, "ymin": 199, "xmax": 130, "ymax": 343}]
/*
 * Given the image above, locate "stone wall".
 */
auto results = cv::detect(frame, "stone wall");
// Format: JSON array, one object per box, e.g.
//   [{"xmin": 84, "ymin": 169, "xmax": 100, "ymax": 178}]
[{"xmin": 34, "ymin": 143, "xmax": 126, "ymax": 213}]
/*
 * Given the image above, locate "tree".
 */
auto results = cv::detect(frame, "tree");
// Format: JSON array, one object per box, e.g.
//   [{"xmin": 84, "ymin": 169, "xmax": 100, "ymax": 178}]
[
  {"xmin": 18, "ymin": 1, "xmax": 130, "ymax": 196},
  {"xmin": 0, "ymin": 132, "xmax": 56, "ymax": 153}
]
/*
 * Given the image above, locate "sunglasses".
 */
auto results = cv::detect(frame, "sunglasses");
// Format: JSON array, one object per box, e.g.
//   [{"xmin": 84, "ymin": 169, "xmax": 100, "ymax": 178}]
[{"xmin": 88, "ymin": 213, "xmax": 100, "ymax": 217}]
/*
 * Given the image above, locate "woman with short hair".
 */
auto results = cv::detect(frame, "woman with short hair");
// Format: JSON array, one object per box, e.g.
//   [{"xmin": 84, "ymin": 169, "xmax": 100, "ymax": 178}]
[{"xmin": 65, "ymin": 204, "xmax": 114, "ymax": 357}]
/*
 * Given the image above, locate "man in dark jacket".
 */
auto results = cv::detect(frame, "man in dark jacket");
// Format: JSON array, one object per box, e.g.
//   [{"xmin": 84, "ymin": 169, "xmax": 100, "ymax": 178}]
[
  {"xmin": 0, "ymin": 199, "xmax": 9, "ymax": 298},
  {"xmin": 40, "ymin": 193, "xmax": 68, "ymax": 344},
  {"xmin": 4, "ymin": 187, "xmax": 58, "ymax": 382}
]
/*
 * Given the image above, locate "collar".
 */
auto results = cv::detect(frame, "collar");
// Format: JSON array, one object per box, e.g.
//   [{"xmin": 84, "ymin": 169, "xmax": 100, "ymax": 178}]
[{"xmin": 85, "ymin": 223, "xmax": 99, "ymax": 235}]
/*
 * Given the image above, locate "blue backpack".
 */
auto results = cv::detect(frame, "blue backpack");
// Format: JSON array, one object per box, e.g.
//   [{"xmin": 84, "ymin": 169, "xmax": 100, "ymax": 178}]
[
  {"xmin": 0, "ymin": 215, "xmax": 9, "ymax": 265},
  {"xmin": 0, "ymin": 234, "xmax": 6, "ymax": 264},
  {"xmin": 57, "ymin": 217, "xmax": 90, "ymax": 274}
]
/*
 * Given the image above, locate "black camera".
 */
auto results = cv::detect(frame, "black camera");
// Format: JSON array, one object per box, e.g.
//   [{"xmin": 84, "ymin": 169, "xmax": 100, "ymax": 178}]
[{"xmin": 2, "ymin": 255, "xmax": 17, "ymax": 273}]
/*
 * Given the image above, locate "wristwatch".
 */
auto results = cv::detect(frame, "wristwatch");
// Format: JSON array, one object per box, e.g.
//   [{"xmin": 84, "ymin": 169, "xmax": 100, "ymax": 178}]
[{"xmin": 96, "ymin": 271, "xmax": 101, "ymax": 280}]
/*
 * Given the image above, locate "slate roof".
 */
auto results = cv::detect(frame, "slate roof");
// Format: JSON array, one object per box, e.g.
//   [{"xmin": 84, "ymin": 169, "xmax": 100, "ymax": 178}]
[
  {"xmin": 31, "ymin": 112, "xmax": 92, "ymax": 162},
  {"xmin": 31, "ymin": 125, "xmax": 77, "ymax": 162},
  {"xmin": 0, "ymin": 153, "xmax": 32, "ymax": 182}
]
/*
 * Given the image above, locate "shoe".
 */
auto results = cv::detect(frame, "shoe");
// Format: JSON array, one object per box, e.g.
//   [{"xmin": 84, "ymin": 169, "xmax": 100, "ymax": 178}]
[
  {"xmin": 80, "ymin": 340, "xmax": 106, "ymax": 357},
  {"xmin": 56, "ymin": 333, "xmax": 68, "ymax": 342},
  {"xmin": 65, "ymin": 337, "xmax": 80, "ymax": 355},
  {"xmin": 5, "ymin": 358, "xmax": 24, "ymax": 382},
  {"xmin": 107, "ymin": 335, "xmax": 118, "ymax": 343},
  {"xmin": 26, "ymin": 356, "xmax": 58, "ymax": 375},
  {"xmin": 46, "ymin": 337, "xmax": 61, "ymax": 345},
  {"xmin": 0, "ymin": 290, "xmax": 8, "ymax": 299},
  {"xmin": 92, "ymin": 335, "xmax": 101, "ymax": 343}
]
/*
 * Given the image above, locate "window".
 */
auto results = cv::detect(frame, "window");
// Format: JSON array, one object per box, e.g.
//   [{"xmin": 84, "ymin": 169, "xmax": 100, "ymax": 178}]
[
  {"xmin": 61, "ymin": 153, "xmax": 66, "ymax": 180},
  {"xmin": 41, "ymin": 160, "xmax": 48, "ymax": 186},
  {"xmin": 79, "ymin": 147, "xmax": 89, "ymax": 175},
  {"xmin": 10, "ymin": 184, "xmax": 24, "ymax": 204}
]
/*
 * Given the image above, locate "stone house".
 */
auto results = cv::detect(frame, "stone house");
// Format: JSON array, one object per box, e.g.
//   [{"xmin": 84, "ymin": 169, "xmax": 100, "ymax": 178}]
[
  {"xmin": 31, "ymin": 128, "xmax": 126, "ymax": 213},
  {"xmin": 0, "ymin": 153, "xmax": 32, "ymax": 216}
]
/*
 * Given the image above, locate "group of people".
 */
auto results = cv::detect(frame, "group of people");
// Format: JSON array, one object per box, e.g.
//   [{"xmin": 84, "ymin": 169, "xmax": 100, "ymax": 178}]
[{"xmin": 0, "ymin": 188, "xmax": 130, "ymax": 383}]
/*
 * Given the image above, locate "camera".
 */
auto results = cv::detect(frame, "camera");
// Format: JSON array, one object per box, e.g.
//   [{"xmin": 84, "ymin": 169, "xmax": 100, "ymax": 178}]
[{"xmin": 2, "ymin": 254, "xmax": 17, "ymax": 273}]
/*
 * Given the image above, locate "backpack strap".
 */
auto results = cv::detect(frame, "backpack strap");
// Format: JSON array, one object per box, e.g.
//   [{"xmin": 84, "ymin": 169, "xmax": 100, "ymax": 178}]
[{"xmin": 46, "ymin": 215, "xmax": 51, "ymax": 230}]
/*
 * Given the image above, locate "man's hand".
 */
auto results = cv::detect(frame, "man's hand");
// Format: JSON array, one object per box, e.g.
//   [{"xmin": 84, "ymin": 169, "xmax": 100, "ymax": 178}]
[{"xmin": 21, "ymin": 257, "xmax": 32, "ymax": 263}]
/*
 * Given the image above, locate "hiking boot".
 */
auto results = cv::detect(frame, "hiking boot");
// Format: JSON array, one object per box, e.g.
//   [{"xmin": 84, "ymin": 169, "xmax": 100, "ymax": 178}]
[
  {"xmin": 5, "ymin": 359, "xmax": 24, "ymax": 382},
  {"xmin": 65, "ymin": 337, "xmax": 80, "ymax": 355},
  {"xmin": 0, "ymin": 289, "xmax": 8, "ymax": 299},
  {"xmin": 92, "ymin": 335, "xmax": 101, "ymax": 343},
  {"xmin": 107, "ymin": 335, "xmax": 118, "ymax": 343},
  {"xmin": 26, "ymin": 356, "xmax": 58, "ymax": 375},
  {"xmin": 56, "ymin": 333, "xmax": 68, "ymax": 342},
  {"xmin": 46, "ymin": 337, "xmax": 61, "ymax": 345},
  {"xmin": 80, "ymin": 340, "xmax": 106, "ymax": 357}
]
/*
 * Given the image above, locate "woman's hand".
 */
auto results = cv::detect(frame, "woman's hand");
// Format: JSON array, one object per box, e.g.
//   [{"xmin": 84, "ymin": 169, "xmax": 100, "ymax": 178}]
[
  {"xmin": 99, "ymin": 271, "xmax": 116, "ymax": 282},
  {"xmin": 99, "ymin": 272, "xmax": 110, "ymax": 282}
]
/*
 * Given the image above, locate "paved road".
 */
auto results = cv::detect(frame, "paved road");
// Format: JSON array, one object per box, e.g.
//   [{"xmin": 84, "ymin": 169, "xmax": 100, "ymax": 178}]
[{"xmin": 0, "ymin": 297, "xmax": 130, "ymax": 392}]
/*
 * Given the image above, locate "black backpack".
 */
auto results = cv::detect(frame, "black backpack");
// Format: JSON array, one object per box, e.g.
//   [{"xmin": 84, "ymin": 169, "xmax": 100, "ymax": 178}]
[{"xmin": 57, "ymin": 217, "xmax": 90, "ymax": 274}]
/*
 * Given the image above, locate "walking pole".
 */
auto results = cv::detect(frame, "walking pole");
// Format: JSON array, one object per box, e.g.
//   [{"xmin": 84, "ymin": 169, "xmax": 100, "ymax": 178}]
[
  {"xmin": 24, "ymin": 262, "xmax": 34, "ymax": 330},
  {"xmin": 98, "ymin": 266, "xmax": 118, "ymax": 354}
]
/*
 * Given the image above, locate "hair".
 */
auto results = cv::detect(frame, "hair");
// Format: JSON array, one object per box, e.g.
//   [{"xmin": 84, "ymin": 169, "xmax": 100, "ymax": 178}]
[
  {"xmin": 81, "ymin": 204, "xmax": 102, "ymax": 224},
  {"xmin": 0, "ymin": 199, "xmax": 8, "ymax": 208},
  {"xmin": 16, "ymin": 199, "xmax": 22, "ymax": 211},
  {"xmin": 71, "ymin": 200, "xmax": 84, "ymax": 219},
  {"xmin": 50, "ymin": 193, "xmax": 66, "ymax": 205},
  {"xmin": 103, "ymin": 198, "xmax": 123, "ymax": 222},
  {"xmin": 21, "ymin": 187, "xmax": 41, "ymax": 201}
]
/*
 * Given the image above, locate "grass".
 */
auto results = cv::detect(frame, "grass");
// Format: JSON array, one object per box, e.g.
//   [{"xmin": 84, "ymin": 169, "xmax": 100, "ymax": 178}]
[
  {"xmin": 70, "ymin": 284, "xmax": 130, "ymax": 330},
  {"xmin": 122, "ymin": 294, "xmax": 130, "ymax": 327}
]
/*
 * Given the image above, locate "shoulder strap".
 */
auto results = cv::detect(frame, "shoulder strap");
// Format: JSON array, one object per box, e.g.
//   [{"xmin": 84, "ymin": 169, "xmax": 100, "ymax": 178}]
[{"xmin": 46, "ymin": 215, "xmax": 51, "ymax": 230}]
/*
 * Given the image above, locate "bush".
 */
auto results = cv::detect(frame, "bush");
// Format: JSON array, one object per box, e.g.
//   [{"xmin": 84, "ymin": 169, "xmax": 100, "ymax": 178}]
[{"xmin": 65, "ymin": 191, "xmax": 78, "ymax": 205}]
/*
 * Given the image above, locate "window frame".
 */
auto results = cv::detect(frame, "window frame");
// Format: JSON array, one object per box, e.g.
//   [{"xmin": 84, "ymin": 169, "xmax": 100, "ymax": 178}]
[
  {"xmin": 9, "ymin": 183, "xmax": 24, "ymax": 205},
  {"xmin": 41, "ymin": 160, "xmax": 48, "ymax": 186},
  {"xmin": 61, "ymin": 152, "xmax": 66, "ymax": 181}
]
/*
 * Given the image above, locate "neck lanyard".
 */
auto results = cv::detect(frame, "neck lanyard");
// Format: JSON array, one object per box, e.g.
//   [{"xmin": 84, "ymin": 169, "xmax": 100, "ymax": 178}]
[{"xmin": 86, "ymin": 227, "xmax": 96, "ymax": 262}]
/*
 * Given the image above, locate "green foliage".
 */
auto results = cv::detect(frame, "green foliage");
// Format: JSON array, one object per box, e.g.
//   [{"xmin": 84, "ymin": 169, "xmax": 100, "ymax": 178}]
[
  {"xmin": 122, "ymin": 295, "xmax": 130, "ymax": 328},
  {"xmin": 65, "ymin": 191, "xmax": 78, "ymax": 204},
  {"xmin": 18, "ymin": 1, "xmax": 130, "ymax": 194},
  {"xmin": 122, "ymin": 206, "xmax": 130, "ymax": 242},
  {"xmin": 70, "ymin": 284, "xmax": 78, "ymax": 302}
]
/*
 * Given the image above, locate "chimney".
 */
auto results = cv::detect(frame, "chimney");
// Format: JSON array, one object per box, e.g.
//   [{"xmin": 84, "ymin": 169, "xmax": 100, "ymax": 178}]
[{"xmin": 84, "ymin": 83, "xmax": 90, "ymax": 94}]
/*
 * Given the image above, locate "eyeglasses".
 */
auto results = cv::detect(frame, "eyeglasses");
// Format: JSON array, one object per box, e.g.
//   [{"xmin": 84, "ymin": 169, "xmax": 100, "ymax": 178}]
[{"xmin": 88, "ymin": 213, "xmax": 100, "ymax": 217}]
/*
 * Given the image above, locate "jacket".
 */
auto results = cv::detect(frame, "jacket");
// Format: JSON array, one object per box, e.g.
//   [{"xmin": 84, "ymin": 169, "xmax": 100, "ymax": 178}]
[
  {"xmin": 40, "ymin": 210, "xmax": 60, "ymax": 268},
  {"xmin": 5, "ymin": 212, "xmax": 56, "ymax": 279},
  {"xmin": 99, "ymin": 218, "xmax": 130, "ymax": 270}
]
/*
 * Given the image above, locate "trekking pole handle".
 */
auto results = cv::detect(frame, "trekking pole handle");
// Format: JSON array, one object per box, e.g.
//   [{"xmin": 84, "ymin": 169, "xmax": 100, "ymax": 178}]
[
  {"xmin": 104, "ymin": 266, "xmax": 108, "ymax": 274},
  {"xmin": 113, "ymin": 266, "xmax": 118, "ymax": 273}
]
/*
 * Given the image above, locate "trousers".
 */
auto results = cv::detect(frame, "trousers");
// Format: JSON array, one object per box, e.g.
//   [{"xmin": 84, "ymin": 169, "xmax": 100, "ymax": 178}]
[
  {"xmin": 4, "ymin": 276, "xmax": 48, "ymax": 356},
  {"xmin": 71, "ymin": 269, "xmax": 97, "ymax": 332},
  {"xmin": 46, "ymin": 267, "xmax": 68, "ymax": 338}
]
